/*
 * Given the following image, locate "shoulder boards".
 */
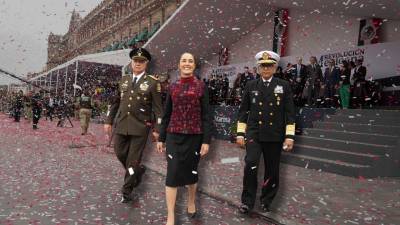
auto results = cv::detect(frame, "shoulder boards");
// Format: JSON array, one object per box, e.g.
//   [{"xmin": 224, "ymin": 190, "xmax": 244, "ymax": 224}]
[{"xmin": 147, "ymin": 75, "xmax": 159, "ymax": 80}]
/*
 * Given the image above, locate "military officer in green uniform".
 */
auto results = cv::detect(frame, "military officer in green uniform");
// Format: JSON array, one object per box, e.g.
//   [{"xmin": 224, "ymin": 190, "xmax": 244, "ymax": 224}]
[
  {"xmin": 79, "ymin": 90, "xmax": 93, "ymax": 135},
  {"xmin": 104, "ymin": 47, "xmax": 163, "ymax": 203},
  {"xmin": 236, "ymin": 50, "xmax": 296, "ymax": 214}
]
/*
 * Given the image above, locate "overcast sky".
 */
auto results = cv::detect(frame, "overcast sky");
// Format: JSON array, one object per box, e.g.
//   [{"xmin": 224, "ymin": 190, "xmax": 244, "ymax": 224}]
[{"xmin": 0, "ymin": 0, "xmax": 102, "ymax": 84}]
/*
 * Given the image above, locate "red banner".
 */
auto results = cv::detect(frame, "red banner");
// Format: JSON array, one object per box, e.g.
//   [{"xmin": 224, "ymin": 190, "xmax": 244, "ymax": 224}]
[{"xmin": 273, "ymin": 9, "xmax": 289, "ymax": 56}]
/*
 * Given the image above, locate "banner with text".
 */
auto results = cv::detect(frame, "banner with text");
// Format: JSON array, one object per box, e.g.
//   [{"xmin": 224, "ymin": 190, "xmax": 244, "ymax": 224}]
[{"xmin": 280, "ymin": 41, "xmax": 400, "ymax": 80}]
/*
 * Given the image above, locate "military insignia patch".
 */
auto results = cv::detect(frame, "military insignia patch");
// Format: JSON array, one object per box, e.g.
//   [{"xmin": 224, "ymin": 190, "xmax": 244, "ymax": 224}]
[
  {"xmin": 262, "ymin": 52, "xmax": 270, "ymax": 60},
  {"xmin": 274, "ymin": 85, "xmax": 284, "ymax": 94},
  {"xmin": 140, "ymin": 83, "xmax": 149, "ymax": 91},
  {"xmin": 121, "ymin": 82, "xmax": 128, "ymax": 91}
]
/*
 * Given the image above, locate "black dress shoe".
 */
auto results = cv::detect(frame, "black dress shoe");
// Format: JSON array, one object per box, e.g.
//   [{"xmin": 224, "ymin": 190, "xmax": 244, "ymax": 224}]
[
  {"xmin": 120, "ymin": 195, "xmax": 132, "ymax": 203},
  {"xmin": 132, "ymin": 165, "xmax": 146, "ymax": 188},
  {"xmin": 187, "ymin": 211, "xmax": 197, "ymax": 219},
  {"xmin": 260, "ymin": 204, "xmax": 271, "ymax": 213},
  {"xmin": 239, "ymin": 204, "xmax": 250, "ymax": 214}
]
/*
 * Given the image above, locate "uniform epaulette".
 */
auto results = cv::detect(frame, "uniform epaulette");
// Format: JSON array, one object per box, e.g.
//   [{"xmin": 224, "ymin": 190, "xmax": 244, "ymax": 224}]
[{"xmin": 147, "ymin": 75, "xmax": 159, "ymax": 80}]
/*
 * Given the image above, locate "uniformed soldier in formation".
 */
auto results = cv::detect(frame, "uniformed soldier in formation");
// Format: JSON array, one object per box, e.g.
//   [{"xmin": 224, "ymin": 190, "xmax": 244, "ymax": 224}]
[
  {"xmin": 31, "ymin": 92, "xmax": 42, "ymax": 129},
  {"xmin": 236, "ymin": 50, "xmax": 296, "ymax": 214},
  {"xmin": 13, "ymin": 90, "xmax": 24, "ymax": 122},
  {"xmin": 104, "ymin": 47, "xmax": 163, "ymax": 203},
  {"xmin": 79, "ymin": 90, "xmax": 93, "ymax": 135},
  {"xmin": 24, "ymin": 92, "xmax": 33, "ymax": 121}
]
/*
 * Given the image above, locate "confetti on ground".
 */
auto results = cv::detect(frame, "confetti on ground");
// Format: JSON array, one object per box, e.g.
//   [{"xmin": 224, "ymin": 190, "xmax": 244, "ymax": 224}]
[
  {"xmin": 221, "ymin": 157, "xmax": 240, "ymax": 164},
  {"xmin": 0, "ymin": 114, "xmax": 275, "ymax": 225}
]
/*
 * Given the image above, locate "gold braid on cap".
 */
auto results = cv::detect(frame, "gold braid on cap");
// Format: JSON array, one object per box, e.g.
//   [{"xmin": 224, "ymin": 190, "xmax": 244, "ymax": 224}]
[{"xmin": 262, "ymin": 52, "xmax": 270, "ymax": 60}]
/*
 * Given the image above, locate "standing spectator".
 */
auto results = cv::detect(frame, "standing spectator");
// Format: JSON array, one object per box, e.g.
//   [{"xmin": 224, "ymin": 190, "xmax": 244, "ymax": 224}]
[
  {"xmin": 304, "ymin": 56, "xmax": 323, "ymax": 106},
  {"xmin": 283, "ymin": 63, "xmax": 294, "ymax": 80},
  {"xmin": 252, "ymin": 66, "xmax": 260, "ymax": 79},
  {"xmin": 369, "ymin": 81, "xmax": 383, "ymax": 107},
  {"xmin": 339, "ymin": 61, "xmax": 351, "ymax": 109},
  {"xmin": 44, "ymin": 95, "xmax": 55, "ymax": 121},
  {"xmin": 222, "ymin": 74, "xmax": 230, "ymax": 104},
  {"xmin": 291, "ymin": 57, "xmax": 307, "ymax": 107},
  {"xmin": 208, "ymin": 74, "xmax": 218, "ymax": 105},
  {"xmin": 236, "ymin": 66, "xmax": 255, "ymax": 96},
  {"xmin": 349, "ymin": 61, "xmax": 357, "ymax": 86},
  {"xmin": 216, "ymin": 75, "xmax": 225, "ymax": 104},
  {"xmin": 352, "ymin": 59, "xmax": 367, "ymax": 108},
  {"xmin": 274, "ymin": 66, "xmax": 286, "ymax": 80},
  {"xmin": 349, "ymin": 61, "xmax": 356, "ymax": 107},
  {"xmin": 13, "ymin": 90, "xmax": 24, "ymax": 122},
  {"xmin": 24, "ymin": 92, "xmax": 33, "ymax": 121},
  {"xmin": 79, "ymin": 90, "xmax": 93, "ymax": 135},
  {"xmin": 323, "ymin": 59, "xmax": 340, "ymax": 108},
  {"xmin": 31, "ymin": 92, "xmax": 42, "ymax": 129}
]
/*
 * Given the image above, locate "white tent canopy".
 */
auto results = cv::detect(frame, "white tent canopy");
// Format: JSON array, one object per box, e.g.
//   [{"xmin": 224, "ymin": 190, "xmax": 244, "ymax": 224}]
[{"xmin": 32, "ymin": 49, "xmax": 131, "ymax": 80}]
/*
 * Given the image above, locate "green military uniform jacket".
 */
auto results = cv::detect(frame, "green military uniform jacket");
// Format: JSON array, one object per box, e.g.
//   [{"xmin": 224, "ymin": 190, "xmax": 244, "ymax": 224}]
[
  {"xmin": 105, "ymin": 65, "xmax": 163, "ymax": 136},
  {"xmin": 79, "ymin": 95, "xmax": 93, "ymax": 109}
]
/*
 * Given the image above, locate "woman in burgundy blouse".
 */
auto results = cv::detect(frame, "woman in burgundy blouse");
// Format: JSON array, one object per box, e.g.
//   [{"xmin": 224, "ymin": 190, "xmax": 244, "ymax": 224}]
[{"xmin": 157, "ymin": 53, "xmax": 211, "ymax": 225}]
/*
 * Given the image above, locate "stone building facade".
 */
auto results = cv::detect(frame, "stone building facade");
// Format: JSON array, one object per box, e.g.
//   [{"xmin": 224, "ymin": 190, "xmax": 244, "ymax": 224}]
[{"xmin": 47, "ymin": 0, "xmax": 181, "ymax": 70}]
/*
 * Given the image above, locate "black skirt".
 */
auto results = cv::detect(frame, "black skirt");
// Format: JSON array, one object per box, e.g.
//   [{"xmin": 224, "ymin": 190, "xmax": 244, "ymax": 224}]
[{"xmin": 165, "ymin": 133, "xmax": 202, "ymax": 187}]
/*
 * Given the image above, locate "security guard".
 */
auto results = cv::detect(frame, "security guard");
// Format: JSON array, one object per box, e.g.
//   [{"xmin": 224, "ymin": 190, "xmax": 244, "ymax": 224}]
[
  {"xmin": 31, "ymin": 92, "xmax": 42, "ymax": 129},
  {"xmin": 104, "ymin": 47, "xmax": 163, "ymax": 203},
  {"xmin": 79, "ymin": 90, "xmax": 93, "ymax": 135},
  {"xmin": 236, "ymin": 50, "xmax": 295, "ymax": 214},
  {"xmin": 13, "ymin": 90, "xmax": 24, "ymax": 122}
]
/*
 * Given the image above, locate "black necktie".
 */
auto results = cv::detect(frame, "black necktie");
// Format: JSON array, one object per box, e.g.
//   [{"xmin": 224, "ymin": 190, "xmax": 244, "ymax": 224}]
[
  {"xmin": 132, "ymin": 77, "xmax": 138, "ymax": 88},
  {"xmin": 263, "ymin": 81, "xmax": 270, "ymax": 87}
]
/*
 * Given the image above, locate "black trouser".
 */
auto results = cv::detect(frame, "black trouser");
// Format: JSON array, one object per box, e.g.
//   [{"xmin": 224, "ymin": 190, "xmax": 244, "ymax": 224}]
[
  {"xmin": 32, "ymin": 107, "xmax": 41, "ymax": 126},
  {"xmin": 306, "ymin": 84, "xmax": 320, "ymax": 106},
  {"xmin": 324, "ymin": 83, "xmax": 336, "ymax": 107},
  {"xmin": 242, "ymin": 141, "xmax": 282, "ymax": 209},
  {"xmin": 113, "ymin": 133, "xmax": 149, "ymax": 196},
  {"xmin": 293, "ymin": 83, "xmax": 304, "ymax": 107},
  {"xmin": 353, "ymin": 81, "xmax": 367, "ymax": 108},
  {"xmin": 46, "ymin": 107, "xmax": 54, "ymax": 121},
  {"xmin": 13, "ymin": 108, "xmax": 21, "ymax": 122}
]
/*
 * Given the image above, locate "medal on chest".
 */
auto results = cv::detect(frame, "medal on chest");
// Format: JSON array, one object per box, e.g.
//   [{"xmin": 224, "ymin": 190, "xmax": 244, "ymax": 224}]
[
  {"xmin": 140, "ymin": 82, "xmax": 149, "ymax": 91},
  {"xmin": 274, "ymin": 85, "xmax": 283, "ymax": 94},
  {"xmin": 121, "ymin": 80, "xmax": 129, "ymax": 90},
  {"xmin": 251, "ymin": 91, "xmax": 259, "ymax": 104}
]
